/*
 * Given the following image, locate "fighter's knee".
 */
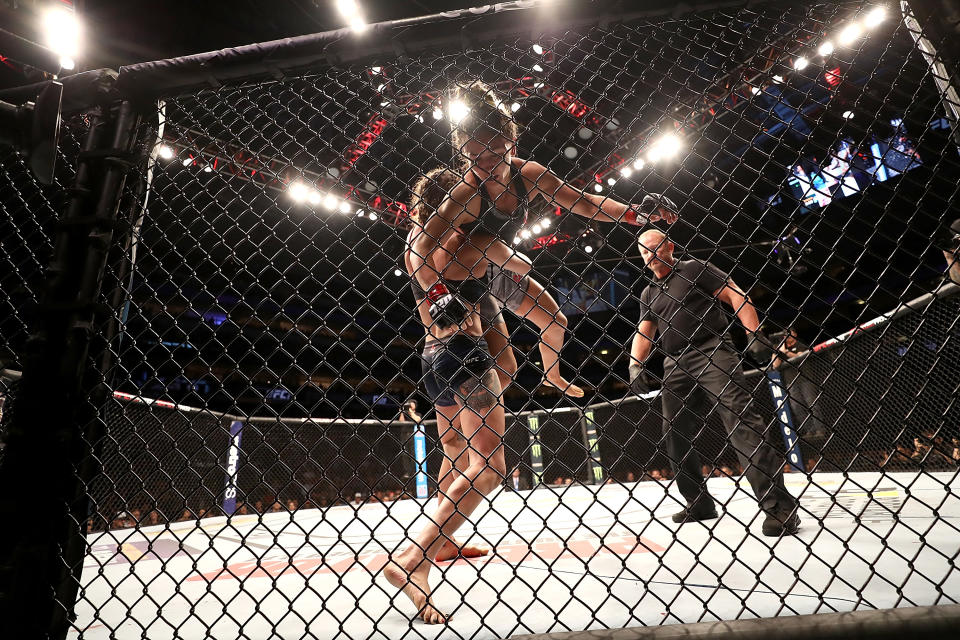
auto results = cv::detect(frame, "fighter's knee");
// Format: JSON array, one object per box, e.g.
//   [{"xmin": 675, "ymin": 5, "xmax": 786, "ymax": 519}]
[{"xmin": 473, "ymin": 466, "xmax": 505, "ymax": 494}]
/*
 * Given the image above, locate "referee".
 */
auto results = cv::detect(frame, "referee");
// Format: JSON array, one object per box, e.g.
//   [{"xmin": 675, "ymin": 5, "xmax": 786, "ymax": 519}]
[{"xmin": 629, "ymin": 230, "xmax": 800, "ymax": 536}]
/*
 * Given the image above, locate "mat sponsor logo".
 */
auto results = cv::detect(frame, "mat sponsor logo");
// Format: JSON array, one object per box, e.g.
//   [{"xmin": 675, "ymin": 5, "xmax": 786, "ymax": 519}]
[{"xmin": 185, "ymin": 531, "xmax": 665, "ymax": 583}]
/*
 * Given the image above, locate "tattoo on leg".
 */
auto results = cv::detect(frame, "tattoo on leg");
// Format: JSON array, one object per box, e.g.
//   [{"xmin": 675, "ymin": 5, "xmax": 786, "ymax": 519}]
[{"xmin": 459, "ymin": 370, "xmax": 499, "ymax": 411}]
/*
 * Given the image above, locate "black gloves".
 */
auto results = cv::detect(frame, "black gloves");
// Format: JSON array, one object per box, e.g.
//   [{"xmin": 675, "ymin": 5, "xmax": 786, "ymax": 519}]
[{"xmin": 427, "ymin": 283, "xmax": 470, "ymax": 331}]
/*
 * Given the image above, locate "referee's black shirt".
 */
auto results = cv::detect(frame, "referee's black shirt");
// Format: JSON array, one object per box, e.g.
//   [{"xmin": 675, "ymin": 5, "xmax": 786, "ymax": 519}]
[{"xmin": 637, "ymin": 258, "xmax": 734, "ymax": 355}]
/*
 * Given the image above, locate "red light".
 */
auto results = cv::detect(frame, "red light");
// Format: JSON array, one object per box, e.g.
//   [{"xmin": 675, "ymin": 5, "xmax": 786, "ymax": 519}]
[{"xmin": 824, "ymin": 67, "xmax": 842, "ymax": 87}]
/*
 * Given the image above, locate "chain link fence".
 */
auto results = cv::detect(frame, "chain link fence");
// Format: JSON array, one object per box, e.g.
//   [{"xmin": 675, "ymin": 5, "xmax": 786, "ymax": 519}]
[{"xmin": 2, "ymin": 0, "xmax": 960, "ymax": 638}]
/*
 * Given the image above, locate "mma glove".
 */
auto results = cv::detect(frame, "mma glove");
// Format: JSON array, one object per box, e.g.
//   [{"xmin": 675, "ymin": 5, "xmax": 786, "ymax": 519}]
[
  {"xmin": 625, "ymin": 194, "xmax": 679, "ymax": 225},
  {"xmin": 427, "ymin": 283, "xmax": 469, "ymax": 331},
  {"xmin": 746, "ymin": 330, "xmax": 779, "ymax": 365},
  {"xmin": 629, "ymin": 362, "xmax": 656, "ymax": 396}
]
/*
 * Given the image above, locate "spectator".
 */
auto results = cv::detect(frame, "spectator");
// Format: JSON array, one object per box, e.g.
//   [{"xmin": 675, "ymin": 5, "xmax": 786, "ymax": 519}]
[
  {"xmin": 650, "ymin": 469, "xmax": 663, "ymax": 481},
  {"xmin": 626, "ymin": 471, "xmax": 636, "ymax": 483},
  {"xmin": 941, "ymin": 219, "xmax": 960, "ymax": 285},
  {"xmin": 507, "ymin": 467, "xmax": 530, "ymax": 492}
]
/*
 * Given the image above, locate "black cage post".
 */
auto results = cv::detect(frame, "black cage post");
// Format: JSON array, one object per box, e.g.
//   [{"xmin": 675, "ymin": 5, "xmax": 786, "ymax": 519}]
[{"xmin": 0, "ymin": 97, "xmax": 146, "ymax": 638}]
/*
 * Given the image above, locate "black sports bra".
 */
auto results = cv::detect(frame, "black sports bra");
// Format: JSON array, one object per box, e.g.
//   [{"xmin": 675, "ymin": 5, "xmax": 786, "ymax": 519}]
[{"xmin": 458, "ymin": 163, "xmax": 529, "ymax": 240}]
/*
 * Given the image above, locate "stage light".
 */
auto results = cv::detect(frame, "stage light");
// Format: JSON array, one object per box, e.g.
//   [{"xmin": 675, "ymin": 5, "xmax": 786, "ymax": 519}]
[
  {"xmin": 540, "ymin": 217, "xmax": 552, "ymax": 228},
  {"xmin": 157, "ymin": 145, "xmax": 175, "ymax": 160},
  {"xmin": 202, "ymin": 165, "xmax": 212, "ymax": 173},
  {"xmin": 377, "ymin": 84, "xmax": 385, "ymax": 92},
  {"xmin": 513, "ymin": 236, "xmax": 522, "ymax": 245},
  {"xmin": 593, "ymin": 183, "xmax": 603, "ymax": 192},
  {"xmin": 339, "ymin": 200, "xmax": 352, "ymax": 213},
  {"xmin": 356, "ymin": 208, "xmax": 366, "ymax": 217},
  {"xmin": 843, "ymin": 110, "xmax": 854, "ymax": 119},
  {"xmin": 633, "ymin": 158, "xmax": 645, "ymax": 170},
  {"xmin": 605, "ymin": 117, "xmax": 620, "ymax": 131},
  {"xmin": 584, "ymin": 245, "xmax": 593, "ymax": 253},
  {"xmin": 532, "ymin": 64, "xmax": 544, "ymax": 73},
  {"xmin": 607, "ymin": 177, "xmax": 616, "ymax": 186},
  {"xmin": 750, "ymin": 86, "xmax": 761, "ymax": 95},
  {"xmin": 563, "ymin": 146, "xmax": 578, "ymax": 159},
  {"xmin": 349, "ymin": 17, "xmax": 367, "ymax": 32},
  {"xmin": 43, "ymin": 7, "xmax": 81, "ymax": 60},
  {"xmin": 288, "ymin": 182, "xmax": 310, "ymax": 202},
  {"xmin": 324, "ymin": 194, "xmax": 338, "ymax": 210},
  {"xmin": 59, "ymin": 57, "xmax": 75, "ymax": 70},
  {"xmin": 182, "ymin": 157, "xmax": 194, "ymax": 167},
  {"xmin": 864, "ymin": 6, "xmax": 885, "ymax": 28},
  {"xmin": 772, "ymin": 74, "xmax": 784, "ymax": 83},
  {"xmin": 521, "ymin": 229, "xmax": 532, "ymax": 239},
  {"xmin": 368, "ymin": 211, "xmax": 378, "ymax": 220},
  {"xmin": 432, "ymin": 108, "xmax": 443, "ymax": 120},
  {"xmin": 793, "ymin": 56, "xmax": 809, "ymax": 70},
  {"xmin": 577, "ymin": 127, "xmax": 593, "ymax": 140},
  {"xmin": 620, "ymin": 167, "xmax": 633, "ymax": 178},
  {"xmin": 649, "ymin": 132, "xmax": 682, "ymax": 162},
  {"xmin": 533, "ymin": 82, "xmax": 545, "ymax": 89},
  {"xmin": 447, "ymin": 100, "xmax": 469, "ymax": 124},
  {"xmin": 531, "ymin": 223, "xmax": 543, "ymax": 234},
  {"xmin": 838, "ymin": 23, "xmax": 863, "ymax": 45},
  {"xmin": 371, "ymin": 66, "xmax": 381, "ymax": 74},
  {"xmin": 818, "ymin": 41, "xmax": 835, "ymax": 56},
  {"xmin": 337, "ymin": 0, "xmax": 360, "ymax": 16},
  {"xmin": 393, "ymin": 269, "xmax": 403, "ymax": 277},
  {"xmin": 309, "ymin": 191, "xmax": 322, "ymax": 205},
  {"xmin": 511, "ymin": 102, "xmax": 521, "ymax": 112},
  {"xmin": 532, "ymin": 43, "xmax": 544, "ymax": 55}
]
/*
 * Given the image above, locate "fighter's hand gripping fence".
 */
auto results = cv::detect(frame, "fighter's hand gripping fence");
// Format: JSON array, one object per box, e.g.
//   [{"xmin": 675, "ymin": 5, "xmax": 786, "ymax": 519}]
[{"xmin": 1, "ymin": 0, "xmax": 960, "ymax": 638}]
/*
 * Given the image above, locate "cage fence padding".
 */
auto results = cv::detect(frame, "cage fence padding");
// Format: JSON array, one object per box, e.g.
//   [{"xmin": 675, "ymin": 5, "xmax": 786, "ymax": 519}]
[{"xmin": 0, "ymin": 0, "xmax": 959, "ymax": 639}]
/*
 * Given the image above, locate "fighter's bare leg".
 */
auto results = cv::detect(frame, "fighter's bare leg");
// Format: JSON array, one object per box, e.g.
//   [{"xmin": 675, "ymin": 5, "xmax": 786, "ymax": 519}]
[
  {"xmin": 482, "ymin": 318, "xmax": 517, "ymax": 392},
  {"xmin": 433, "ymin": 404, "xmax": 490, "ymax": 561},
  {"xmin": 385, "ymin": 370, "xmax": 505, "ymax": 624},
  {"xmin": 513, "ymin": 279, "xmax": 584, "ymax": 397}
]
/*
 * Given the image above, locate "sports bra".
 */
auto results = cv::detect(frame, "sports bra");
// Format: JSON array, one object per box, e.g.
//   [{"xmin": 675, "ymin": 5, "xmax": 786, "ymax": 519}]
[{"xmin": 458, "ymin": 163, "xmax": 529, "ymax": 240}]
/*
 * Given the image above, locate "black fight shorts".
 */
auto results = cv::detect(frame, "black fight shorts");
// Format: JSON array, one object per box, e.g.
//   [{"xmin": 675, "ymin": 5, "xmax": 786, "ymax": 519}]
[{"xmin": 422, "ymin": 334, "xmax": 494, "ymax": 407}]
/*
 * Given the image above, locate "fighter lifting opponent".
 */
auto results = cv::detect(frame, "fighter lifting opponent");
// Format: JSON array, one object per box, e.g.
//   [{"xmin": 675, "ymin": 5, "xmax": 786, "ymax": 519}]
[{"xmin": 385, "ymin": 81, "xmax": 677, "ymax": 624}]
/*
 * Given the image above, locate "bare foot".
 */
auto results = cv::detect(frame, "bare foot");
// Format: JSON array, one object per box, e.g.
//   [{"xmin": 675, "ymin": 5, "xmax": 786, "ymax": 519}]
[
  {"xmin": 435, "ymin": 538, "xmax": 490, "ymax": 562},
  {"xmin": 383, "ymin": 558, "xmax": 448, "ymax": 624},
  {"xmin": 545, "ymin": 375, "xmax": 585, "ymax": 398}
]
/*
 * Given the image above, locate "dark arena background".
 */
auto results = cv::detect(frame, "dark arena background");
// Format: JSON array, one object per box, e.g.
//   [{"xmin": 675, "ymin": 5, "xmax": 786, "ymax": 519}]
[{"xmin": 1, "ymin": 1, "xmax": 960, "ymax": 638}]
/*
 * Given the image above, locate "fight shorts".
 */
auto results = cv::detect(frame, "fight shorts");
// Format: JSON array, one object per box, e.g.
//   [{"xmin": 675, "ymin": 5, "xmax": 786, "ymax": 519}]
[{"xmin": 422, "ymin": 334, "xmax": 494, "ymax": 406}]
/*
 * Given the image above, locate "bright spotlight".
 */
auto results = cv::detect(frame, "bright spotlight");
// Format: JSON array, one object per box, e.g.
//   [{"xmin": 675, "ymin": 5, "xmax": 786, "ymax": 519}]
[
  {"xmin": 750, "ymin": 86, "xmax": 761, "ymax": 95},
  {"xmin": 202, "ymin": 165, "xmax": 213, "ymax": 173},
  {"xmin": 513, "ymin": 236, "xmax": 522, "ymax": 245},
  {"xmin": 838, "ymin": 23, "xmax": 863, "ymax": 45},
  {"xmin": 288, "ymin": 182, "xmax": 310, "ymax": 202},
  {"xmin": 182, "ymin": 157, "xmax": 194, "ymax": 167},
  {"xmin": 371, "ymin": 66, "xmax": 381, "ymax": 74},
  {"xmin": 650, "ymin": 133, "xmax": 682, "ymax": 161},
  {"xmin": 563, "ymin": 146, "xmax": 578, "ymax": 159},
  {"xmin": 577, "ymin": 127, "xmax": 594, "ymax": 140},
  {"xmin": 620, "ymin": 167, "xmax": 633, "ymax": 178},
  {"xmin": 584, "ymin": 245, "xmax": 594, "ymax": 254},
  {"xmin": 607, "ymin": 177, "xmax": 616, "ymax": 186},
  {"xmin": 323, "ymin": 194, "xmax": 338, "ymax": 210},
  {"xmin": 842, "ymin": 110, "xmax": 854, "ymax": 119},
  {"xmin": 432, "ymin": 108, "xmax": 443, "ymax": 120},
  {"xmin": 157, "ymin": 145, "xmax": 175, "ymax": 160},
  {"xmin": 593, "ymin": 183, "xmax": 603, "ymax": 193},
  {"xmin": 818, "ymin": 41, "xmax": 835, "ymax": 56},
  {"xmin": 540, "ymin": 217, "xmax": 552, "ymax": 228},
  {"xmin": 43, "ymin": 8, "xmax": 81, "ymax": 59},
  {"xmin": 532, "ymin": 64, "xmax": 544, "ymax": 73},
  {"xmin": 59, "ymin": 57, "xmax": 75, "ymax": 70},
  {"xmin": 447, "ymin": 100, "xmax": 470, "ymax": 124},
  {"xmin": 521, "ymin": 229, "xmax": 532, "ymax": 239},
  {"xmin": 772, "ymin": 74, "xmax": 784, "ymax": 83},
  {"xmin": 309, "ymin": 191, "xmax": 322, "ymax": 205},
  {"xmin": 864, "ymin": 6, "xmax": 885, "ymax": 28},
  {"xmin": 368, "ymin": 212, "xmax": 378, "ymax": 220},
  {"xmin": 349, "ymin": 17, "xmax": 367, "ymax": 32},
  {"xmin": 393, "ymin": 269, "xmax": 403, "ymax": 277},
  {"xmin": 532, "ymin": 43, "xmax": 544, "ymax": 55},
  {"xmin": 632, "ymin": 158, "xmax": 645, "ymax": 171},
  {"xmin": 531, "ymin": 223, "xmax": 543, "ymax": 234},
  {"xmin": 356, "ymin": 208, "xmax": 366, "ymax": 217},
  {"xmin": 511, "ymin": 102, "xmax": 521, "ymax": 112},
  {"xmin": 339, "ymin": 200, "xmax": 352, "ymax": 214},
  {"xmin": 533, "ymin": 82, "xmax": 545, "ymax": 89},
  {"xmin": 337, "ymin": 0, "xmax": 360, "ymax": 16},
  {"xmin": 793, "ymin": 56, "xmax": 809, "ymax": 71}
]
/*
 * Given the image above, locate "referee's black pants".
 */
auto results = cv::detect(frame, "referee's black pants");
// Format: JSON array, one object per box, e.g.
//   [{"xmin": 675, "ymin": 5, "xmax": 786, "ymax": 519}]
[{"xmin": 661, "ymin": 343, "xmax": 796, "ymax": 514}]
